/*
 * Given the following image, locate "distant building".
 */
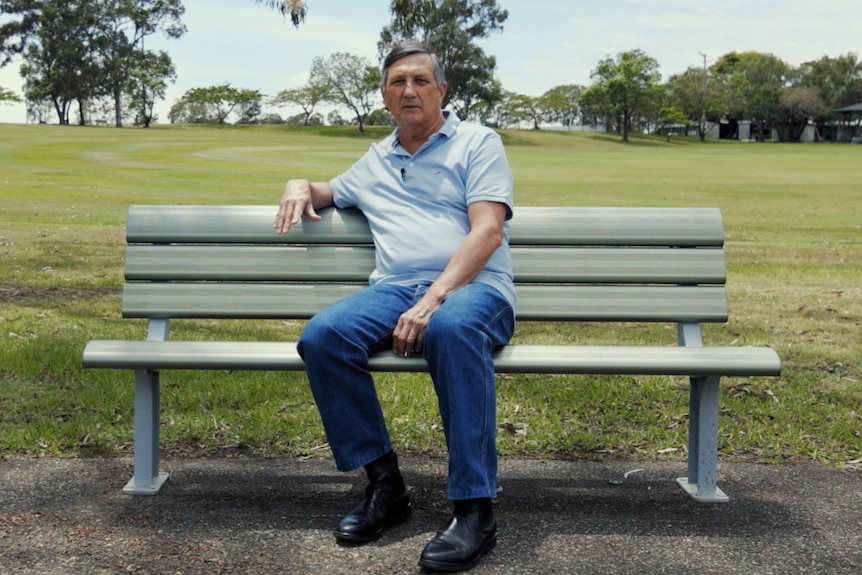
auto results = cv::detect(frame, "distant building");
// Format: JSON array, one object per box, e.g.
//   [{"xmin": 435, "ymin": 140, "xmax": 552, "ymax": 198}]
[{"xmin": 830, "ymin": 103, "xmax": 862, "ymax": 143}]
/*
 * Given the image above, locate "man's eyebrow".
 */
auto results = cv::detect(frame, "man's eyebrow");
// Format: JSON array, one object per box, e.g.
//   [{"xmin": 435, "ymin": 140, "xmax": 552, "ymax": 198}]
[{"xmin": 390, "ymin": 71, "xmax": 431, "ymax": 83}]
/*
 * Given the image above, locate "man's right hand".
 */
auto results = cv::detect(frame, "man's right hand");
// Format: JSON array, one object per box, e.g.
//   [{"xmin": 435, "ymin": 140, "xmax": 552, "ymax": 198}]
[{"xmin": 274, "ymin": 179, "xmax": 330, "ymax": 234}]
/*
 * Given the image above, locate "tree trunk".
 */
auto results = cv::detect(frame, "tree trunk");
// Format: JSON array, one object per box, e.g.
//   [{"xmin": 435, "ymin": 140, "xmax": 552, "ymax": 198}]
[
  {"xmin": 52, "ymin": 98, "xmax": 67, "ymax": 125},
  {"xmin": 114, "ymin": 85, "xmax": 123, "ymax": 127},
  {"xmin": 621, "ymin": 111, "xmax": 631, "ymax": 141}
]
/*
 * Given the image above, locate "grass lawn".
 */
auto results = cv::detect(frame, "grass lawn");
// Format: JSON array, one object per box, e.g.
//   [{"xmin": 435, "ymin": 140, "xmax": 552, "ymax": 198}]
[{"xmin": 1, "ymin": 123, "xmax": 860, "ymax": 469}]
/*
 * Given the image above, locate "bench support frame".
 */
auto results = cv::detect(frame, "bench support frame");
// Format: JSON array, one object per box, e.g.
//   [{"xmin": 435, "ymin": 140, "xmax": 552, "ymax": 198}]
[
  {"xmin": 673, "ymin": 323, "xmax": 727, "ymax": 502},
  {"xmin": 121, "ymin": 321, "xmax": 736, "ymax": 500},
  {"xmin": 124, "ymin": 319, "xmax": 171, "ymax": 495},
  {"xmin": 676, "ymin": 375, "xmax": 728, "ymax": 503},
  {"xmin": 122, "ymin": 371, "xmax": 731, "ymax": 501},
  {"xmin": 125, "ymin": 368, "xmax": 170, "ymax": 495}
]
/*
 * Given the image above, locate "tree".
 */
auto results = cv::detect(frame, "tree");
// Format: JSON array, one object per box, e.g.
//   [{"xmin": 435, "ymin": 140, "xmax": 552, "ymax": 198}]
[
  {"xmin": 270, "ymin": 81, "xmax": 329, "ymax": 125},
  {"xmin": 236, "ymin": 93, "xmax": 263, "ymax": 124},
  {"xmin": 126, "ymin": 49, "xmax": 176, "ymax": 127},
  {"xmin": 1, "ymin": 86, "xmax": 21, "ymax": 103},
  {"xmin": 26, "ymin": 98, "xmax": 53, "ymax": 123},
  {"xmin": 366, "ymin": 107, "xmax": 396, "ymax": 127},
  {"xmin": 378, "ymin": 0, "xmax": 507, "ymax": 118},
  {"xmin": 284, "ymin": 111, "xmax": 322, "ymax": 125},
  {"xmin": 256, "ymin": 0, "xmax": 307, "ymax": 27},
  {"xmin": 667, "ymin": 66, "xmax": 723, "ymax": 141},
  {"xmin": 327, "ymin": 109, "xmax": 347, "ymax": 126},
  {"xmin": 716, "ymin": 51, "xmax": 791, "ymax": 142},
  {"xmin": 98, "ymin": 0, "xmax": 186, "ymax": 127},
  {"xmin": 478, "ymin": 89, "xmax": 528, "ymax": 129},
  {"xmin": 258, "ymin": 112, "xmax": 284, "ymax": 124},
  {"xmin": 170, "ymin": 84, "xmax": 262, "ymax": 124},
  {"xmin": 589, "ymin": 49, "xmax": 662, "ymax": 141},
  {"xmin": 502, "ymin": 92, "xmax": 541, "ymax": 129},
  {"xmin": 310, "ymin": 52, "xmax": 380, "ymax": 131},
  {"xmin": 578, "ymin": 83, "xmax": 612, "ymax": 131},
  {"xmin": 168, "ymin": 97, "xmax": 207, "ymax": 124},
  {"xmin": 18, "ymin": 1, "xmax": 103, "ymax": 125},
  {"xmin": 798, "ymin": 53, "xmax": 862, "ymax": 111},
  {"xmin": 656, "ymin": 106, "xmax": 689, "ymax": 141},
  {"xmin": 540, "ymin": 84, "xmax": 583, "ymax": 128},
  {"xmin": 777, "ymin": 85, "xmax": 829, "ymax": 142},
  {"xmin": 1, "ymin": 0, "xmax": 184, "ymax": 126},
  {"xmin": 467, "ymin": 77, "xmax": 502, "ymax": 125},
  {"xmin": 0, "ymin": 0, "xmax": 42, "ymax": 66},
  {"xmin": 797, "ymin": 53, "xmax": 862, "ymax": 141}
]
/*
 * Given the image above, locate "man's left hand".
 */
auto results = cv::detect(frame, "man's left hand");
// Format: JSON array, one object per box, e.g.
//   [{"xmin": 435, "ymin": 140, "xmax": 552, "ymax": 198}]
[{"xmin": 392, "ymin": 299, "xmax": 438, "ymax": 357}]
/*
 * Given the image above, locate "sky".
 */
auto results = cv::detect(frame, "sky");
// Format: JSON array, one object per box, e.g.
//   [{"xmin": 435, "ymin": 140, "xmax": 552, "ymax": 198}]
[{"xmin": 1, "ymin": 0, "xmax": 861, "ymax": 124}]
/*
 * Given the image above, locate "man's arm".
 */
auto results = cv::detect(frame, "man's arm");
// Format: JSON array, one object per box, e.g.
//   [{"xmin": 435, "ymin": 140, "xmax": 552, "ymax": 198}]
[
  {"xmin": 274, "ymin": 179, "xmax": 334, "ymax": 235},
  {"xmin": 391, "ymin": 200, "xmax": 508, "ymax": 357}
]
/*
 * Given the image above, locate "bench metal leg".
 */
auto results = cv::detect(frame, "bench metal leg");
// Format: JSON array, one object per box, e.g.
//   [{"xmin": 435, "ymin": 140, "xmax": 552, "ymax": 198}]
[
  {"xmin": 123, "ymin": 369, "xmax": 170, "ymax": 495},
  {"xmin": 676, "ymin": 375, "xmax": 729, "ymax": 503}
]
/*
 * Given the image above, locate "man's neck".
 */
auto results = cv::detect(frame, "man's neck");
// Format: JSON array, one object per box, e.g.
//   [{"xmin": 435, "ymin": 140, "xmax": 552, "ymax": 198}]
[{"xmin": 397, "ymin": 112, "xmax": 446, "ymax": 155}]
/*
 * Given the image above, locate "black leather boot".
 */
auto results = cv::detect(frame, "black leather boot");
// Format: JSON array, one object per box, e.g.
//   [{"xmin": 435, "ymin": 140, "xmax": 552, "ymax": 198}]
[
  {"xmin": 418, "ymin": 498, "xmax": 496, "ymax": 572},
  {"xmin": 334, "ymin": 451, "xmax": 411, "ymax": 543}
]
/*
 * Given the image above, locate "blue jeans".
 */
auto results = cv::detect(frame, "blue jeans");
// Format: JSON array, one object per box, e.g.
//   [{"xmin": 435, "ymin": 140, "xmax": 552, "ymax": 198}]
[{"xmin": 297, "ymin": 282, "xmax": 515, "ymax": 500}]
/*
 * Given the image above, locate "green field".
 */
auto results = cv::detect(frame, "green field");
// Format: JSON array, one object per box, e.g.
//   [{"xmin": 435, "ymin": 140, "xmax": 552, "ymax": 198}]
[{"xmin": 1, "ymin": 123, "xmax": 860, "ymax": 469}]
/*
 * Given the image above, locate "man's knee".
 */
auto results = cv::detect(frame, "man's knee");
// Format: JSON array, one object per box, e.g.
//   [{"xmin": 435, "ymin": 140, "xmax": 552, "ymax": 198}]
[{"xmin": 298, "ymin": 313, "xmax": 338, "ymax": 357}]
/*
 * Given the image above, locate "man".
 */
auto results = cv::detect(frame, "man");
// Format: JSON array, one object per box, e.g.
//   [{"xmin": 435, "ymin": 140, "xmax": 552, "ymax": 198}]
[{"xmin": 274, "ymin": 41, "xmax": 515, "ymax": 572}]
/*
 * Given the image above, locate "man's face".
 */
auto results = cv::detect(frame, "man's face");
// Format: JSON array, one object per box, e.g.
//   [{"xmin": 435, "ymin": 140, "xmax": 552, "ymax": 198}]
[{"xmin": 383, "ymin": 53, "xmax": 448, "ymax": 129}]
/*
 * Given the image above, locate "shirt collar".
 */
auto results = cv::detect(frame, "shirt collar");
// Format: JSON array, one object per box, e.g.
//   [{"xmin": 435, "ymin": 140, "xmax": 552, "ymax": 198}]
[{"xmin": 388, "ymin": 110, "xmax": 459, "ymax": 153}]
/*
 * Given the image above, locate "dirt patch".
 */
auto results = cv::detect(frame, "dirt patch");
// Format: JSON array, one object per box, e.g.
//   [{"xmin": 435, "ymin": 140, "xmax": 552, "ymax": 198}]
[{"xmin": 0, "ymin": 285, "xmax": 120, "ymax": 304}]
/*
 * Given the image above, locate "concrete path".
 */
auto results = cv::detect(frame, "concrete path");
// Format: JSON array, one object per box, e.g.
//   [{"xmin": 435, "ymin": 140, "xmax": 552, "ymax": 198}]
[{"xmin": 1, "ymin": 456, "xmax": 860, "ymax": 574}]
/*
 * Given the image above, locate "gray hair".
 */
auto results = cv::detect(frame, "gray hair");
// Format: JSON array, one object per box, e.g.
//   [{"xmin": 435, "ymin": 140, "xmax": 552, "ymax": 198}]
[{"xmin": 380, "ymin": 41, "xmax": 446, "ymax": 91}]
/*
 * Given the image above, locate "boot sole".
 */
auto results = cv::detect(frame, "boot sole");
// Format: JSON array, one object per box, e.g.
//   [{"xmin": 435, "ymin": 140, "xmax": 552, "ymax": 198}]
[
  {"xmin": 418, "ymin": 534, "xmax": 497, "ymax": 572},
  {"xmin": 333, "ymin": 500, "xmax": 412, "ymax": 544}
]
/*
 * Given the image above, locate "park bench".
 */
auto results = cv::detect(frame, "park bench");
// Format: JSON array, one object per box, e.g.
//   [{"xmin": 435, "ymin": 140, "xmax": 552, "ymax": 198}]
[{"xmin": 82, "ymin": 204, "xmax": 781, "ymax": 502}]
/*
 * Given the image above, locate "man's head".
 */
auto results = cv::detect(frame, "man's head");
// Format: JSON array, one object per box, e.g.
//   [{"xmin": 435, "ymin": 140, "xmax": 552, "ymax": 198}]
[
  {"xmin": 381, "ymin": 42, "xmax": 448, "ymax": 131},
  {"xmin": 381, "ymin": 41, "xmax": 446, "ymax": 91}
]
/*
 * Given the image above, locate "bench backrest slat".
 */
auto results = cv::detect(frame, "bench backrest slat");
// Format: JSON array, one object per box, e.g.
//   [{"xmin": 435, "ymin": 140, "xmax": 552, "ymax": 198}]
[
  {"xmin": 122, "ymin": 283, "xmax": 729, "ymax": 322},
  {"xmin": 124, "ymin": 245, "xmax": 727, "ymax": 285},
  {"xmin": 127, "ymin": 205, "xmax": 725, "ymax": 247}
]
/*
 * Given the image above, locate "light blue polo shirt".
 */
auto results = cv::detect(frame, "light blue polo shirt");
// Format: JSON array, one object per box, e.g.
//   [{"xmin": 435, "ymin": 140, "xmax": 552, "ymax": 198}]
[{"xmin": 329, "ymin": 111, "xmax": 516, "ymax": 307}]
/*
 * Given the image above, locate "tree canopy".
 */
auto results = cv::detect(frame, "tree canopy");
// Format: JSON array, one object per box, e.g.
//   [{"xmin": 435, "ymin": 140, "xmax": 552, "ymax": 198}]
[
  {"xmin": 1, "ymin": 86, "xmax": 21, "ymax": 103},
  {"xmin": 269, "ymin": 82, "xmax": 329, "ymax": 126},
  {"xmin": 667, "ymin": 67, "xmax": 723, "ymax": 141},
  {"xmin": 169, "ymin": 83, "xmax": 262, "ymax": 124},
  {"xmin": 583, "ymin": 49, "xmax": 662, "ymax": 141},
  {"xmin": 310, "ymin": 52, "xmax": 380, "ymax": 132},
  {"xmin": 716, "ymin": 51, "xmax": 790, "ymax": 141},
  {"xmin": 256, "ymin": 0, "xmax": 307, "ymax": 27},
  {"xmin": 0, "ymin": 0, "xmax": 184, "ymax": 126}
]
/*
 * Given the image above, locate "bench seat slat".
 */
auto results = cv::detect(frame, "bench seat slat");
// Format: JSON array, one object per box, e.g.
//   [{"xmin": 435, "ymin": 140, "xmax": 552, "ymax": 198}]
[
  {"xmin": 127, "ymin": 205, "xmax": 725, "ymax": 247},
  {"xmin": 121, "ymin": 283, "xmax": 729, "ymax": 322},
  {"xmin": 82, "ymin": 340, "xmax": 781, "ymax": 377},
  {"xmin": 125, "ymin": 245, "xmax": 727, "ymax": 284}
]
